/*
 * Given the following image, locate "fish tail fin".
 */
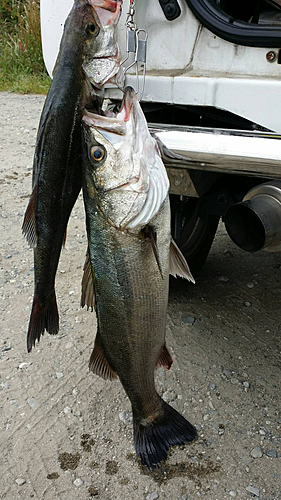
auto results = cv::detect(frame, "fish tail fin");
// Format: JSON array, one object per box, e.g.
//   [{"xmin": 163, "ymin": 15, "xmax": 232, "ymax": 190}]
[
  {"xmin": 27, "ymin": 292, "xmax": 59, "ymax": 352},
  {"xmin": 134, "ymin": 399, "xmax": 197, "ymax": 470}
]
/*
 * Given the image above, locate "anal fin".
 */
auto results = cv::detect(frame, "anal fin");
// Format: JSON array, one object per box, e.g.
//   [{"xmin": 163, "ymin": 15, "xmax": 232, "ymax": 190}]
[
  {"xmin": 81, "ymin": 249, "xmax": 95, "ymax": 311},
  {"xmin": 22, "ymin": 185, "xmax": 38, "ymax": 248},
  {"xmin": 89, "ymin": 331, "xmax": 117, "ymax": 381},
  {"xmin": 156, "ymin": 343, "xmax": 173, "ymax": 370},
  {"xmin": 169, "ymin": 239, "xmax": 195, "ymax": 283}
]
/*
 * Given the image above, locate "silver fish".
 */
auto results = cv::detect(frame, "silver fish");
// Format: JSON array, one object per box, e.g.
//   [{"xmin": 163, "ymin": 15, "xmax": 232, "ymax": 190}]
[{"xmin": 81, "ymin": 87, "xmax": 196, "ymax": 469}]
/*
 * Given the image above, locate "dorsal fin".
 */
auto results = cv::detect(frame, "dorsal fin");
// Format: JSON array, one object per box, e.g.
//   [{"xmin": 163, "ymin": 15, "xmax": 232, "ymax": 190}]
[
  {"xmin": 169, "ymin": 239, "xmax": 195, "ymax": 283},
  {"xmin": 143, "ymin": 225, "xmax": 163, "ymax": 279},
  {"xmin": 81, "ymin": 250, "xmax": 95, "ymax": 311}
]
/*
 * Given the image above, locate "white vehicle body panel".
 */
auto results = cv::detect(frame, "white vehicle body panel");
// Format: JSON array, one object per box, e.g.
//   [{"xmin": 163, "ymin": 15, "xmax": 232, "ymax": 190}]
[{"xmin": 40, "ymin": 0, "xmax": 281, "ymax": 131}]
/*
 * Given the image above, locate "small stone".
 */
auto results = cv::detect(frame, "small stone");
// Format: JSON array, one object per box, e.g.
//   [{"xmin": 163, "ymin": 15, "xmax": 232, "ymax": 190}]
[
  {"xmin": 56, "ymin": 372, "xmax": 63, "ymax": 379},
  {"xmin": 229, "ymin": 492, "xmax": 236, "ymax": 498},
  {"xmin": 250, "ymin": 446, "xmax": 263, "ymax": 458},
  {"xmin": 119, "ymin": 411, "xmax": 133, "ymax": 425},
  {"xmin": 208, "ymin": 383, "xmax": 216, "ymax": 391},
  {"xmin": 246, "ymin": 486, "xmax": 259, "ymax": 497},
  {"xmin": 182, "ymin": 316, "xmax": 195, "ymax": 325},
  {"xmin": 243, "ymin": 382, "xmax": 250, "ymax": 388},
  {"xmin": 27, "ymin": 398, "xmax": 38, "ymax": 409},
  {"xmin": 244, "ymin": 301, "xmax": 251, "ymax": 307},
  {"xmin": 219, "ymin": 276, "xmax": 229, "ymax": 282},
  {"xmin": 18, "ymin": 363, "xmax": 28, "ymax": 369},
  {"xmin": 47, "ymin": 472, "xmax": 60, "ymax": 480},
  {"xmin": 15, "ymin": 478, "xmax": 26, "ymax": 486},
  {"xmin": 266, "ymin": 449, "xmax": 277, "ymax": 458},
  {"xmin": 162, "ymin": 390, "xmax": 177, "ymax": 403},
  {"xmin": 246, "ymin": 282, "xmax": 254, "ymax": 289},
  {"xmin": 88, "ymin": 486, "xmax": 99, "ymax": 497},
  {"xmin": 2, "ymin": 344, "xmax": 12, "ymax": 352},
  {"xmin": 259, "ymin": 429, "xmax": 265, "ymax": 435},
  {"xmin": 0, "ymin": 382, "xmax": 10, "ymax": 389},
  {"xmin": 182, "ymin": 495, "xmax": 189, "ymax": 500},
  {"xmin": 63, "ymin": 406, "xmax": 72, "ymax": 414},
  {"xmin": 73, "ymin": 409, "xmax": 82, "ymax": 417},
  {"xmin": 146, "ymin": 493, "xmax": 159, "ymax": 500},
  {"xmin": 276, "ymin": 418, "xmax": 281, "ymax": 424},
  {"xmin": 208, "ymin": 401, "xmax": 215, "ymax": 410},
  {"xmin": 74, "ymin": 478, "xmax": 84, "ymax": 487}
]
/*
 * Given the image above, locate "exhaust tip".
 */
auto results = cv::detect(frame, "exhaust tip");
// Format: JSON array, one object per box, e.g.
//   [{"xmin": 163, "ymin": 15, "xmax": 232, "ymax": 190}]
[{"xmin": 225, "ymin": 200, "xmax": 265, "ymax": 252}]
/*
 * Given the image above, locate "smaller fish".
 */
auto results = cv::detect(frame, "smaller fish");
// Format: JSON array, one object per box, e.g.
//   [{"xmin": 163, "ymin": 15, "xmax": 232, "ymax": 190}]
[{"xmin": 23, "ymin": 0, "xmax": 122, "ymax": 353}]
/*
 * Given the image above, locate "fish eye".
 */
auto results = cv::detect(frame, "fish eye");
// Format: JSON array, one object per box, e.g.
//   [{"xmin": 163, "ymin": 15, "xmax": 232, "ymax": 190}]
[
  {"xmin": 87, "ymin": 23, "xmax": 99, "ymax": 36},
  {"xmin": 90, "ymin": 146, "xmax": 105, "ymax": 163}
]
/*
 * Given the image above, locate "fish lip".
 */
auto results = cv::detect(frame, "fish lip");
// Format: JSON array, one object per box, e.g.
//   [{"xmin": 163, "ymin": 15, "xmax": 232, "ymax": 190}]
[
  {"xmin": 82, "ymin": 110, "xmax": 126, "ymax": 135},
  {"xmin": 118, "ymin": 86, "xmax": 136, "ymax": 122}
]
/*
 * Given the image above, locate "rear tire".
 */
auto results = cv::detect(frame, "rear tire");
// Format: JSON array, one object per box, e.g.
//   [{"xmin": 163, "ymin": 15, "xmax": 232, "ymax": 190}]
[{"xmin": 171, "ymin": 196, "xmax": 220, "ymax": 278}]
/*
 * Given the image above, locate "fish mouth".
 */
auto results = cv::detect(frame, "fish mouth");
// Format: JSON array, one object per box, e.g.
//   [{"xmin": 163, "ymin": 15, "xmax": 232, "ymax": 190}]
[
  {"xmin": 87, "ymin": 0, "xmax": 122, "ymax": 26},
  {"xmin": 83, "ymin": 86, "xmax": 136, "ymax": 131}
]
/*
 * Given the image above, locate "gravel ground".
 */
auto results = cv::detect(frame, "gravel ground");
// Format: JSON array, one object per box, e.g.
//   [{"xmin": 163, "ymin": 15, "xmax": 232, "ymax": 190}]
[{"xmin": 0, "ymin": 92, "xmax": 281, "ymax": 500}]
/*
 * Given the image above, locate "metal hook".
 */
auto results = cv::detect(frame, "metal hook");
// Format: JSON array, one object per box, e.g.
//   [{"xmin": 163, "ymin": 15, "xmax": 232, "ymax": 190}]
[
  {"xmin": 119, "ymin": 1, "xmax": 148, "ymax": 100},
  {"xmin": 135, "ymin": 29, "xmax": 147, "ymax": 99}
]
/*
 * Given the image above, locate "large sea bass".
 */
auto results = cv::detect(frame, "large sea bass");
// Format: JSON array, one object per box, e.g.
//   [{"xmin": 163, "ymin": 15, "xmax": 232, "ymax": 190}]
[
  {"xmin": 23, "ymin": 0, "xmax": 122, "ymax": 352},
  {"xmin": 82, "ymin": 87, "xmax": 196, "ymax": 469}
]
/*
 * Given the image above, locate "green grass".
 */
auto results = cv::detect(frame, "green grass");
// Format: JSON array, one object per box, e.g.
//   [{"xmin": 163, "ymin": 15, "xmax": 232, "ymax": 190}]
[{"xmin": 0, "ymin": 0, "xmax": 50, "ymax": 94}]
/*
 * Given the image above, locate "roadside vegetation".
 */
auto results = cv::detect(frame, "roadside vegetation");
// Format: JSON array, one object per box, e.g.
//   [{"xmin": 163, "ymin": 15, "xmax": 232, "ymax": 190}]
[{"xmin": 0, "ymin": 0, "xmax": 51, "ymax": 94}]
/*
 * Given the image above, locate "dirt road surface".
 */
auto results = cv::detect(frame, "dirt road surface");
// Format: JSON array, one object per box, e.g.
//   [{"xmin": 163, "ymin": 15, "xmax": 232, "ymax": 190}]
[{"xmin": 0, "ymin": 92, "xmax": 280, "ymax": 500}]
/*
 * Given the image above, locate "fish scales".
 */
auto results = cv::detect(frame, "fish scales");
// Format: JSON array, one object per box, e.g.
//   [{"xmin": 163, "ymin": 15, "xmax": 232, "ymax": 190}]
[{"xmin": 85, "ymin": 195, "xmax": 170, "ymax": 416}]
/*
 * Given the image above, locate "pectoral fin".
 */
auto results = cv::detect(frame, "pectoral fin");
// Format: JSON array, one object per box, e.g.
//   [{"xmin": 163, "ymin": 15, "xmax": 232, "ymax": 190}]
[
  {"xmin": 89, "ymin": 330, "xmax": 117, "ymax": 381},
  {"xmin": 81, "ymin": 250, "xmax": 96, "ymax": 311},
  {"xmin": 169, "ymin": 239, "xmax": 195, "ymax": 283},
  {"xmin": 143, "ymin": 225, "xmax": 163, "ymax": 279}
]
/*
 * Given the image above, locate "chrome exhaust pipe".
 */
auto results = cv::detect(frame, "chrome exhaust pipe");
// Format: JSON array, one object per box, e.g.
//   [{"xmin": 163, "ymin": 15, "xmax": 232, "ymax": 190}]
[{"xmin": 225, "ymin": 181, "xmax": 281, "ymax": 252}]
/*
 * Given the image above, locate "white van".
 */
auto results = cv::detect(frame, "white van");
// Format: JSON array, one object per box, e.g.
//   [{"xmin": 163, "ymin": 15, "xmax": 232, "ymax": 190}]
[{"xmin": 41, "ymin": 0, "xmax": 281, "ymax": 276}]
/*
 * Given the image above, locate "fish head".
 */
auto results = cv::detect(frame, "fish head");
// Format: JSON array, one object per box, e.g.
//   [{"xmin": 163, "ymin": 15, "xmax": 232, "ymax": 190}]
[
  {"xmin": 83, "ymin": 0, "xmax": 122, "ymax": 89},
  {"xmin": 82, "ymin": 87, "xmax": 169, "ymax": 230}
]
